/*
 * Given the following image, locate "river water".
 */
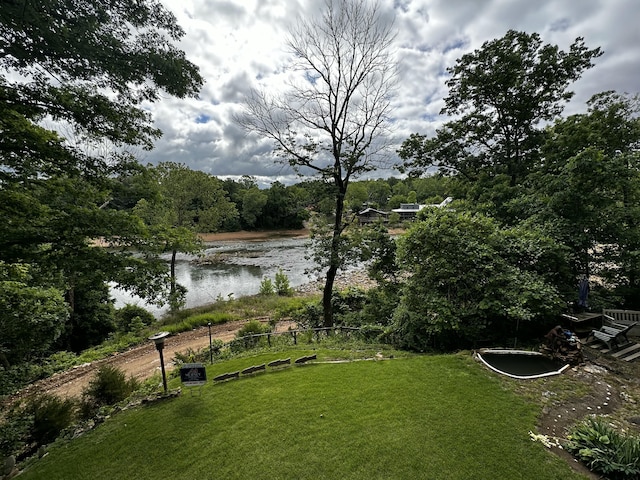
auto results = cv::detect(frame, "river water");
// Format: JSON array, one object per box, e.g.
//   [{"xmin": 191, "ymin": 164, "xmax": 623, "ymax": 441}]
[{"xmin": 111, "ymin": 236, "xmax": 318, "ymax": 317}]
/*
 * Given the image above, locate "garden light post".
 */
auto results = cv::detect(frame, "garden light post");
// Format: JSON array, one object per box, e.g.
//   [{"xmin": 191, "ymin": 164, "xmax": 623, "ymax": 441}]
[
  {"xmin": 149, "ymin": 332, "xmax": 170, "ymax": 393},
  {"xmin": 208, "ymin": 322, "xmax": 213, "ymax": 364}
]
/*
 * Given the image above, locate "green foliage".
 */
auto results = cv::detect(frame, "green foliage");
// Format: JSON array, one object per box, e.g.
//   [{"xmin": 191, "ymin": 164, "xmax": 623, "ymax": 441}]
[
  {"xmin": 291, "ymin": 301, "xmax": 324, "ymax": 329},
  {"xmin": 566, "ymin": 417, "xmax": 640, "ymax": 479},
  {"xmin": 274, "ymin": 269, "xmax": 293, "ymax": 296},
  {"xmin": 24, "ymin": 394, "xmax": 76, "ymax": 446},
  {"xmin": 354, "ymin": 223, "xmax": 399, "ymax": 284},
  {"xmin": 115, "ymin": 304, "xmax": 156, "ymax": 333},
  {"xmin": 0, "ymin": 0, "xmax": 203, "ymax": 368},
  {"xmin": 400, "ymin": 30, "xmax": 602, "ymax": 187},
  {"xmin": 82, "ymin": 365, "xmax": 140, "ymax": 409},
  {"xmin": 163, "ymin": 312, "xmax": 237, "ymax": 335},
  {"xmin": 173, "ymin": 339, "xmax": 224, "ymax": 365},
  {"xmin": 0, "ymin": 262, "xmax": 69, "ymax": 366},
  {"xmin": 392, "ymin": 210, "xmax": 567, "ymax": 350},
  {"xmin": 259, "ymin": 277, "xmax": 275, "ymax": 295},
  {"xmin": 0, "ymin": 405, "xmax": 32, "ymax": 458},
  {"xmin": 231, "ymin": 320, "xmax": 271, "ymax": 352},
  {"xmin": 331, "ymin": 287, "xmax": 368, "ymax": 325},
  {"xmin": 358, "ymin": 284, "xmax": 401, "ymax": 327},
  {"xmin": 235, "ymin": 320, "xmax": 270, "ymax": 338}
]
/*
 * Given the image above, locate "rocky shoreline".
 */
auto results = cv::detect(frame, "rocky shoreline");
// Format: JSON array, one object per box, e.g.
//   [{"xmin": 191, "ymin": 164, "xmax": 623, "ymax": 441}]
[{"xmin": 295, "ymin": 268, "xmax": 377, "ymax": 295}]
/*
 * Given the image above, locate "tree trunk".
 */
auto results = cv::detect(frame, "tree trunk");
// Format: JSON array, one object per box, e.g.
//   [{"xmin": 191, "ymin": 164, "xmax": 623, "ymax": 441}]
[
  {"xmin": 322, "ymin": 186, "xmax": 346, "ymax": 328},
  {"xmin": 323, "ymin": 264, "xmax": 338, "ymax": 328},
  {"xmin": 170, "ymin": 248, "xmax": 177, "ymax": 297}
]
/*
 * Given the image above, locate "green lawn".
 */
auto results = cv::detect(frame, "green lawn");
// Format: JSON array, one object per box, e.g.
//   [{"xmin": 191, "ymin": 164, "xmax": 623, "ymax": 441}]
[{"xmin": 20, "ymin": 352, "xmax": 586, "ymax": 480}]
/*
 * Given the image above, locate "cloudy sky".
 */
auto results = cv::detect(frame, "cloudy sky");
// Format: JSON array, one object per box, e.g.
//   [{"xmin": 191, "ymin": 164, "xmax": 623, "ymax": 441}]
[{"xmin": 146, "ymin": 0, "xmax": 639, "ymax": 186}]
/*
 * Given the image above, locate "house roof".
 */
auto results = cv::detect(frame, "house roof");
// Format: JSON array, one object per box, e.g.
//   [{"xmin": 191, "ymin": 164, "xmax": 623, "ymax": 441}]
[{"xmin": 358, "ymin": 207, "xmax": 388, "ymax": 215}]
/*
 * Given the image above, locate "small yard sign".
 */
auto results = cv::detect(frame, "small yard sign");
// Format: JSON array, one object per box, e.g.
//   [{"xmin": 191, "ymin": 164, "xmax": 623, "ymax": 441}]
[{"xmin": 180, "ymin": 363, "xmax": 207, "ymax": 386}]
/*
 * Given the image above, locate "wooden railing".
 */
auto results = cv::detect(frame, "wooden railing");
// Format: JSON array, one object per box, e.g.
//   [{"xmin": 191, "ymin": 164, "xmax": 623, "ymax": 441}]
[{"xmin": 603, "ymin": 309, "xmax": 640, "ymax": 336}]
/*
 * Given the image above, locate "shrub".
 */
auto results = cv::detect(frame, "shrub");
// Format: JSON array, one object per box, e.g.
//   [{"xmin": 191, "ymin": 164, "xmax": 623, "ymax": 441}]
[
  {"xmin": 83, "ymin": 365, "xmax": 140, "ymax": 407},
  {"xmin": 565, "ymin": 416, "xmax": 640, "ymax": 479},
  {"xmin": 291, "ymin": 301, "xmax": 323, "ymax": 329},
  {"xmin": 236, "ymin": 320, "xmax": 270, "ymax": 338},
  {"xmin": 259, "ymin": 277, "xmax": 275, "ymax": 295},
  {"xmin": 0, "ymin": 407, "xmax": 32, "ymax": 457},
  {"xmin": 115, "ymin": 304, "xmax": 155, "ymax": 333},
  {"xmin": 230, "ymin": 320, "xmax": 271, "ymax": 352},
  {"xmin": 164, "ymin": 312, "xmax": 237, "ymax": 334},
  {"xmin": 24, "ymin": 394, "xmax": 76, "ymax": 445},
  {"xmin": 274, "ymin": 269, "xmax": 293, "ymax": 296}
]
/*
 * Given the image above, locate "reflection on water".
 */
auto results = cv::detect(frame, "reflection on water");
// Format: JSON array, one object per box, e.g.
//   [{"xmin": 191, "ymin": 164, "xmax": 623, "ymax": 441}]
[{"xmin": 111, "ymin": 237, "xmax": 317, "ymax": 317}]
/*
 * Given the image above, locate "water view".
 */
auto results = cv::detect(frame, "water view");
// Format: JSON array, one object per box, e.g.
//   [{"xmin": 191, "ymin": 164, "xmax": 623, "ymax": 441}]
[{"xmin": 111, "ymin": 236, "xmax": 317, "ymax": 317}]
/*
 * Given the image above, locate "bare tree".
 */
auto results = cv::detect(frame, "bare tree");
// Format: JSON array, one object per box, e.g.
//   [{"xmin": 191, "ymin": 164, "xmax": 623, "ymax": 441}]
[{"xmin": 237, "ymin": 0, "xmax": 397, "ymax": 327}]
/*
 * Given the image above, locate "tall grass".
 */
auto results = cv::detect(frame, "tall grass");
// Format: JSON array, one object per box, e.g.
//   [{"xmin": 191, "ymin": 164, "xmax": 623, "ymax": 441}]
[{"xmin": 19, "ymin": 352, "xmax": 586, "ymax": 480}]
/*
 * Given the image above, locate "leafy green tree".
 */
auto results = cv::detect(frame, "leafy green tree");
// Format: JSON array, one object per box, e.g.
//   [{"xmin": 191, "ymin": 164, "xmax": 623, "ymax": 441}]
[
  {"xmin": 241, "ymin": 187, "xmax": 268, "ymax": 229},
  {"xmin": 528, "ymin": 92, "xmax": 640, "ymax": 306},
  {"xmin": 399, "ymin": 30, "xmax": 602, "ymax": 190},
  {"xmin": 391, "ymin": 210, "xmax": 567, "ymax": 350},
  {"xmin": 0, "ymin": 263, "xmax": 68, "ymax": 367},
  {"xmin": 258, "ymin": 182, "xmax": 307, "ymax": 229},
  {"xmin": 238, "ymin": 0, "xmax": 397, "ymax": 327},
  {"xmin": 345, "ymin": 182, "xmax": 369, "ymax": 213},
  {"xmin": 366, "ymin": 179, "xmax": 392, "ymax": 209},
  {"xmin": 0, "ymin": 0, "xmax": 203, "ymax": 347},
  {"xmin": 135, "ymin": 163, "xmax": 237, "ymax": 309}
]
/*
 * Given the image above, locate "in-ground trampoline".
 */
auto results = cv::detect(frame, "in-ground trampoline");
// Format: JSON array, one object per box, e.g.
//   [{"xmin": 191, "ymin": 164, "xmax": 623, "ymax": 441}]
[{"xmin": 476, "ymin": 349, "xmax": 570, "ymax": 379}]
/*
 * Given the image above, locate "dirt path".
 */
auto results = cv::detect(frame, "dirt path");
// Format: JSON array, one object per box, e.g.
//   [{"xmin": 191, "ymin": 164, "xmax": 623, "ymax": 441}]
[{"xmin": 18, "ymin": 320, "xmax": 295, "ymax": 401}]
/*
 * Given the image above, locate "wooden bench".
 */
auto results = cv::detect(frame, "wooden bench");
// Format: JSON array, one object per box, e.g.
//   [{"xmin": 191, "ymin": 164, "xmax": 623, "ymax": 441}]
[{"xmin": 590, "ymin": 322, "xmax": 638, "ymax": 351}]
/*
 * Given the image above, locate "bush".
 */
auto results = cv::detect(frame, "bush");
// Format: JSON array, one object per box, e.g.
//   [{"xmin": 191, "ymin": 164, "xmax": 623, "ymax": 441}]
[
  {"xmin": 235, "ymin": 320, "xmax": 270, "ymax": 338},
  {"xmin": 115, "ymin": 304, "xmax": 155, "ymax": 333},
  {"xmin": 230, "ymin": 320, "xmax": 271, "ymax": 352},
  {"xmin": 274, "ymin": 269, "xmax": 293, "ymax": 296},
  {"xmin": 259, "ymin": 277, "xmax": 275, "ymax": 295},
  {"xmin": 0, "ymin": 407, "xmax": 32, "ymax": 457},
  {"xmin": 291, "ymin": 301, "xmax": 323, "ymax": 329},
  {"xmin": 565, "ymin": 416, "xmax": 640, "ymax": 479},
  {"xmin": 173, "ymin": 339, "xmax": 225, "ymax": 365},
  {"xmin": 83, "ymin": 365, "xmax": 140, "ymax": 408},
  {"xmin": 164, "ymin": 312, "xmax": 236, "ymax": 334},
  {"xmin": 24, "ymin": 394, "xmax": 76, "ymax": 445}
]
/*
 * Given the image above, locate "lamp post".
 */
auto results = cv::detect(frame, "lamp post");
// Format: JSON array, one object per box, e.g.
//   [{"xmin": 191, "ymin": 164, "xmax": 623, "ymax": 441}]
[
  {"xmin": 208, "ymin": 322, "xmax": 213, "ymax": 364},
  {"xmin": 149, "ymin": 332, "xmax": 170, "ymax": 393}
]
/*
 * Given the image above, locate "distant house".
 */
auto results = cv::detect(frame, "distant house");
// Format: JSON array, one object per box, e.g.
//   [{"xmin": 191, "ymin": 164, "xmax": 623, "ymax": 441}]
[
  {"xmin": 391, "ymin": 203, "xmax": 425, "ymax": 221},
  {"xmin": 357, "ymin": 207, "xmax": 389, "ymax": 224},
  {"xmin": 391, "ymin": 197, "xmax": 453, "ymax": 221}
]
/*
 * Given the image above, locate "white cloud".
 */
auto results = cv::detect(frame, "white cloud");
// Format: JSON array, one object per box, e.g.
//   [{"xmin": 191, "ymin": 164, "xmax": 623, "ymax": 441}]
[{"xmin": 149, "ymin": 0, "xmax": 640, "ymax": 184}]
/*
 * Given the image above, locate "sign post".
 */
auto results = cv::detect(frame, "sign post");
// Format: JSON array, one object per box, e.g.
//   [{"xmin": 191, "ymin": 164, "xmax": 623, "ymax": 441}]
[{"xmin": 180, "ymin": 363, "xmax": 207, "ymax": 388}]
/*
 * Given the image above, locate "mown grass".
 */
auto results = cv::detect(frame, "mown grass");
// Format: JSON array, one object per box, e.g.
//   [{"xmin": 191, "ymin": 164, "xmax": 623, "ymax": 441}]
[{"xmin": 19, "ymin": 352, "xmax": 586, "ymax": 480}]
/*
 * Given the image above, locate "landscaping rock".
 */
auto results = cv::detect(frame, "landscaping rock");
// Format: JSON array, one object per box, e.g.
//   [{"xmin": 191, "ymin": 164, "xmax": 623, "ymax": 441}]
[{"xmin": 3, "ymin": 456, "xmax": 15, "ymax": 476}]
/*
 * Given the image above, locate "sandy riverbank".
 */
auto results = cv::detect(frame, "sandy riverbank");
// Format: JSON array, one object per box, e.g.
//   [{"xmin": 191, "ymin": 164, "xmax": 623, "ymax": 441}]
[{"xmin": 198, "ymin": 229, "xmax": 310, "ymax": 242}]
